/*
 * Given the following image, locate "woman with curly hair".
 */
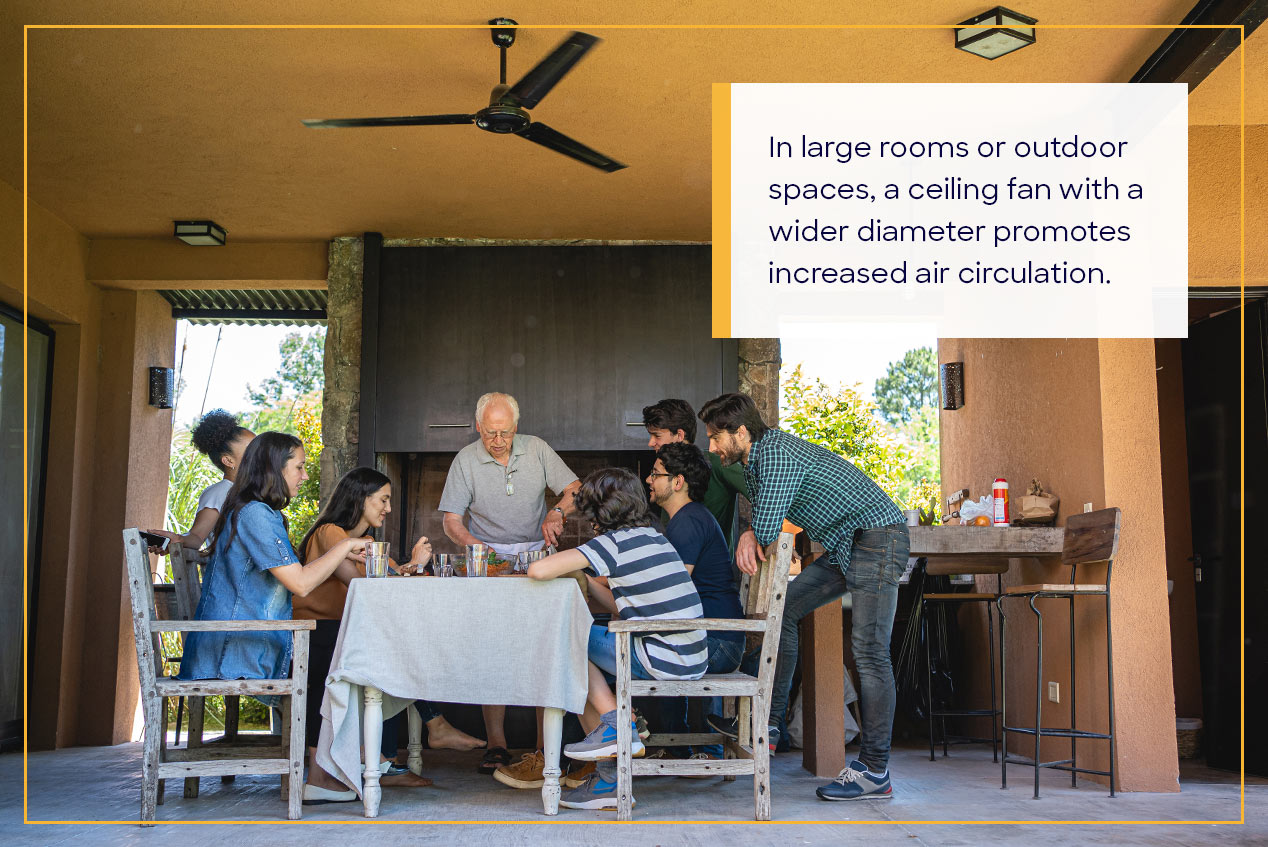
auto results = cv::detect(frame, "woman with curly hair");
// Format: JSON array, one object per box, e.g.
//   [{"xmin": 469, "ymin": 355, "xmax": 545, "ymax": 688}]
[
  {"xmin": 148, "ymin": 408, "xmax": 254, "ymax": 552},
  {"xmin": 527, "ymin": 467, "xmax": 707, "ymax": 811}
]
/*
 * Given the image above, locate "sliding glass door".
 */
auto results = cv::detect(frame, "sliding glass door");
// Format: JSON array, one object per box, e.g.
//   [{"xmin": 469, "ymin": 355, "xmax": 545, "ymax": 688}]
[{"xmin": 0, "ymin": 303, "xmax": 53, "ymax": 752}]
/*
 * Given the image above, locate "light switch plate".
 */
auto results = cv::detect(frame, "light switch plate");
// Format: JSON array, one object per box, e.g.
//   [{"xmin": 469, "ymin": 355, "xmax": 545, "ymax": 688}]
[{"xmin": 1048, "ymin": 681, "xmax": 1060, "ymax": 703}]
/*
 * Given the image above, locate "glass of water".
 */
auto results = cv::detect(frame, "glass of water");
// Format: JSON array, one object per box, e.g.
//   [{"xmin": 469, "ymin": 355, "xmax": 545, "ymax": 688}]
[
  {"xmin": 465, "ymin": 545, "xmax": 488, "ymax": 577},
  {"xmin": 433, "ymin": 553, "xmax": 454, "ymax": 578},
  {"xmin": 366, "ymin": 541, "xmax": 390, "ymax": 578}
]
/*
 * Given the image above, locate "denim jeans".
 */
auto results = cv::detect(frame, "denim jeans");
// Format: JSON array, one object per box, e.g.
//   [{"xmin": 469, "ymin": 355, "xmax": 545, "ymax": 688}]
[
  {"xmin": 659, "ymin": 634, "xmax": 744, "ymax": 757},
  {"xmin": 589, "ymin": 624, "xmax": 655, "ymax": 682},
  {"xmin": 768, "ymin": 524, "xmax": 908, "ymax": 773}
]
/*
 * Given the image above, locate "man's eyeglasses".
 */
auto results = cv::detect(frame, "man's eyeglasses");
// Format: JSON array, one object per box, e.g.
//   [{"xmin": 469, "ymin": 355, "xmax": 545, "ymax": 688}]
[
  {"xmin": 647, "ymin": 472, "xmax": 672, "ymax": 480},
  {"xmin": 483, "ymin": 430, "xmax": 514, "ymax": 442}
]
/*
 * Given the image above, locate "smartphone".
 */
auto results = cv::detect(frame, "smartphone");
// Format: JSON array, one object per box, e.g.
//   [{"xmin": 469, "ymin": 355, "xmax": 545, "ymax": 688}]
[{"xmin": 140, "ymin": 531, "xmax": 171, "ymax": 552}]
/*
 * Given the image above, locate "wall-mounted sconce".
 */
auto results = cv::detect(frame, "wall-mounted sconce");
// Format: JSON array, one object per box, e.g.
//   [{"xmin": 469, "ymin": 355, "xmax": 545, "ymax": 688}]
[
  {"xmin": 955, "ymin": 6, "xmax": 1037, "ymax": 60},
  {"xmin": 173, "ymin": 220, "xmax": 227, "ymax": 246},
  {"xmin": 941, "ymin": 362, "xmax": 964, "ymax": 410},
  {"xmin": 149, "ymin": 367, "xmax": 175, "ymax": 409}
]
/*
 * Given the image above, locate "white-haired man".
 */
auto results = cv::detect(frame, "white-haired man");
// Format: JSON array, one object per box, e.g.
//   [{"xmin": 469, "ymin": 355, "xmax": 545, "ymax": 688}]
[{"xmin": 439, "ymin": 391, "xmax": 581, "ymax": 787}]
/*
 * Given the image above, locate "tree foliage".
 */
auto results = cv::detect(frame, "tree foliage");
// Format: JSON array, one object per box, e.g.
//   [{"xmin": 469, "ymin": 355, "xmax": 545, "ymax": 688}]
[
  {"xmin": 247, "ymin": 329, "xmax": 326, "ymax": 410},
  {"xmin": 782, "ymin": 362, "xmax": 940, "ymax": 521},
  {"xmin": 874, "ymin": 346, "xmax": 938, "ymax": 425}
]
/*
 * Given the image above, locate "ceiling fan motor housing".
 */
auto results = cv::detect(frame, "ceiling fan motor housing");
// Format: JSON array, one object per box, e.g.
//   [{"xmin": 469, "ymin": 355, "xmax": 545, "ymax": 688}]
[{"xmin": 475, "ymin": 104, "xmax": 530, "ymax": 133}]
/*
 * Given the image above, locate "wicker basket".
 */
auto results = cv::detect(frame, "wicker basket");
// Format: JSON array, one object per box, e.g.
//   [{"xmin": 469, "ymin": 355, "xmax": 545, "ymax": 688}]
[{"xmin": 1176, "ymin": 718, "xmax": 1203, "ymax": 759}]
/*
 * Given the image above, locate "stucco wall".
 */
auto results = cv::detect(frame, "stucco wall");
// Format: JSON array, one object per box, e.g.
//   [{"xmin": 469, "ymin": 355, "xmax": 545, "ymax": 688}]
[
  {"xmin": 5, "ymin": 179, "xmax": 176, "ymax": 748},
  {"xmin": 1189, "ymin": 125, "xmax": 1267, "ymax": 288},
  {"xmin": 939, "ymin": 338, "xmax": 1179, "ymax": 792}
]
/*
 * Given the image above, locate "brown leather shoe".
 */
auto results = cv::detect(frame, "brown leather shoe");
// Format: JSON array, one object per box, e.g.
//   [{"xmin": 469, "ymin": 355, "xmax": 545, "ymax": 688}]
[
  {"xmin": 492, "ymin": 750, "xmax": 545, "ymax": 789},
  {"xmin": 563, "ymin": 759, "xmax": 595, "ymax": 788}
]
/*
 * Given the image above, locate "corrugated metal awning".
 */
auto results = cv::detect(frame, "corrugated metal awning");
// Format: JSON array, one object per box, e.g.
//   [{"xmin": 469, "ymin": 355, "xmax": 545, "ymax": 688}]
[{"xmin": 158, "ymin": 289, "xmax": 327, "ymax": 326}]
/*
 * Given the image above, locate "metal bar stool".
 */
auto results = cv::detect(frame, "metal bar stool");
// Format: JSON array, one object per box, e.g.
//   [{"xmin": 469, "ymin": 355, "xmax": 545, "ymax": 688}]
[
  {"xmin": 922, "ymin": 560, "xmax": 1005, "ymax": 762},
  {"xmin": 997, "ymin": 508, "xmax": 1121, "ymax": 798}
]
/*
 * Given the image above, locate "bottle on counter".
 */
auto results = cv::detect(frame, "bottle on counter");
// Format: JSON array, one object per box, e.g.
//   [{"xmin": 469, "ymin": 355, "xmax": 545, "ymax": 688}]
[{"xmin": 993, "ymin": 478, "xmax": 1010, "ymax": 526}]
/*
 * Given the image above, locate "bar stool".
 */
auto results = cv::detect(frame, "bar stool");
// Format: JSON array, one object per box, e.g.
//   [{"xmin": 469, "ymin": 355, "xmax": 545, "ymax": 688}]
[
  {"xmin": 922, "ymin": 559, "xmax": 1005, "ymax": 762},
  {"xmin": 997, "ymin": 508, "xmax": 1121, "ymax": 798}
]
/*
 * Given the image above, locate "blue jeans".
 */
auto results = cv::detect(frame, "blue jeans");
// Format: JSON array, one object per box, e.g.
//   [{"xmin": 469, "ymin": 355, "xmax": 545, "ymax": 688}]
[
  {"xmin": 659, "ymin": 634, "xmax": 744, "ymax": 757},
  {"xmin": 769, "ymin": 524, "xmax": 908, "ymax": 773},
  {"xmin": 588, "ymin": 624, "xmax": 655, "ymax": 682}
]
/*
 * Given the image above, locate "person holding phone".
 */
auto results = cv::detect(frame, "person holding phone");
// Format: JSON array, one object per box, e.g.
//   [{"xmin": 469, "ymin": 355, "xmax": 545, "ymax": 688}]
[
  {"xmin": 177, "ymin": 432, "xmax": 368, "ymax": 697},
  {"xmin": 148, "ymin": 409, "xmax": 255, "ymax": 553}
]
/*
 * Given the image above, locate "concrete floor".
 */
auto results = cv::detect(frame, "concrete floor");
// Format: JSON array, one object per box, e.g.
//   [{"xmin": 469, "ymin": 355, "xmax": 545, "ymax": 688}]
[{"xmin": 3, "ymin": 743, "xmax": 1264, "ymax": 846}]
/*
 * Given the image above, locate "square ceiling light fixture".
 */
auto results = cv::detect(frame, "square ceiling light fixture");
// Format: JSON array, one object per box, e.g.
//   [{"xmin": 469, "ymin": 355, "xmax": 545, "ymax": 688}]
[
  {"xmin": 173, "ymin": 220, "xmax": 227, "ymax": 246},
  {"xmin": 955, "ymin": 7, "xmax": 1037, "ymax": 60}
]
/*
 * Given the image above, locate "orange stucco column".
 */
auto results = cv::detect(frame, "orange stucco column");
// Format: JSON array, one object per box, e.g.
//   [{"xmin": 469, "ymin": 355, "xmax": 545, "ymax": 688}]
[{"xmin": 1096, "ymin": 339, "xmax": 1179, "ymax": 791}]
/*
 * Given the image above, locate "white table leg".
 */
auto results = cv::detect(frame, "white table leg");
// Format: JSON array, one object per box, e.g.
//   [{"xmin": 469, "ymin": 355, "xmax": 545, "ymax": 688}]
[
  {"xmin": 541, "ymin": 707, "xmax": 563, "ymax": 816},
  {"xmin": 362, "ymin": 686, "xmax": 383, "ymax": 818},
  {"xmin": 406, "ymin": 703, "xmax": 424, "ymax": 776}
]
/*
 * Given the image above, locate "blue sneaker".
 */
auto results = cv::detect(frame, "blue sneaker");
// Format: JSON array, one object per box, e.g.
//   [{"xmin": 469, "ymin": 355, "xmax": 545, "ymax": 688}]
[
  {"xmin": 816, "ymin": 758, "xmax": 893, "ymax": 801},
  {"xmin": 564, "ymin": 710, "xmax": 646, "ymax": 761},
  {"xmin": 559, "ymin": 761, "xmax": 634, "ymax": 810}
]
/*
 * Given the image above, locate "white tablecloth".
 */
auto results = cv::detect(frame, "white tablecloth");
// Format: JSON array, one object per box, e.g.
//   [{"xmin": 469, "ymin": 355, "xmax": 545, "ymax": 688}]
[{"xmin": 316, "ymin": 576, "xmax": 592, "ymax": 793}]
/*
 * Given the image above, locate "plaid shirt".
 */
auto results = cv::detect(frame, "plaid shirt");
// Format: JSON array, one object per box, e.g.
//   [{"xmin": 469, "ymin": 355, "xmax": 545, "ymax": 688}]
[{"xmin": 743, "ymin": 428, "xmax": 904, "ymax": 571}]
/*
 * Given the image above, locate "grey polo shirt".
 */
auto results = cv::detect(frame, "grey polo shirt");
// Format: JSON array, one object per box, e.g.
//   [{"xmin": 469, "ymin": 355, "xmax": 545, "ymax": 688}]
[{"xmin": 438, "ymin": 434, "xmax": 579, "ymax": 545}]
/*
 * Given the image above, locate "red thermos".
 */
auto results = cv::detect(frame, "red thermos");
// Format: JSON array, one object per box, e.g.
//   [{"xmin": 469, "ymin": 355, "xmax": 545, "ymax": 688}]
[{"xmin": 993, "ymin": 478, "xmax": 1010, "ymax": 526}]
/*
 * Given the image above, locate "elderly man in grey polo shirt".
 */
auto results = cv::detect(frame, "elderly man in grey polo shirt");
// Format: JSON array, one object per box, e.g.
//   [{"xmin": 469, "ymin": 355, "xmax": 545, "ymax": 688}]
[{"xmin": 439, "ymin": 391, "xmax": 581, "ymax": 786}]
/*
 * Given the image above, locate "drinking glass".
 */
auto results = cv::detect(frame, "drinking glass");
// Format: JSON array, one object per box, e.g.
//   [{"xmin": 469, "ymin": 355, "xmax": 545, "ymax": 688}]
[
  {"xmin": 465, "ymin": 544, "xmax": 488, "ymax": 578},
  {"xmin": 366, "ymin": 541, "xmax": 390, "ymax": 578},
  {"xmin": 433, "ymin": 553, "xmax": 454, "ymax": 578}
]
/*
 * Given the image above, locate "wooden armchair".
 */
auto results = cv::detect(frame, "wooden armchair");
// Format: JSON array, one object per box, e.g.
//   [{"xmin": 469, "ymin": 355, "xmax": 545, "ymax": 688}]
[
  {"xmin": 608, "ymin": 531, "xmax": 794, "ymax": 821},
  {"xmin": 124, "ymin": 528, "xmax": 314, "ymax": 823}
]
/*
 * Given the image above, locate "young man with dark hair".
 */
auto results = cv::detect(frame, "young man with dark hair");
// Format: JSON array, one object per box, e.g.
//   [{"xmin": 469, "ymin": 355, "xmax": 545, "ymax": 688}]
[
  {"xmin": 642, "ymin": 398, "xmax": 749, "ymax": 553},
  {"xmin": 646, "ymin": 442, "xmax": 745, "ymax": 766},
  {"xmin": 698, "ymin": 392, "xmax": 908, "ymax": 802}
]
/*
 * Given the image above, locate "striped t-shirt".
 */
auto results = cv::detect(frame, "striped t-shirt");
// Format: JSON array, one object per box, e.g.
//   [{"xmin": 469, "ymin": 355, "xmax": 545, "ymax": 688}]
[{"xmin": 578, "ymin": 527, "xmax": 709, "ymax": 681}]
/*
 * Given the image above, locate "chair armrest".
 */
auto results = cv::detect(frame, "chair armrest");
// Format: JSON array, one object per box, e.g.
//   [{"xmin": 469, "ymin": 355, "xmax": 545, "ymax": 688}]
[
  {"xmin": 607, "ymin": 618, "xmax": 766, "ymax": 633},
  {"xmin": 149, "ymin": 619, "xmax": 317, "ymax": 633}
]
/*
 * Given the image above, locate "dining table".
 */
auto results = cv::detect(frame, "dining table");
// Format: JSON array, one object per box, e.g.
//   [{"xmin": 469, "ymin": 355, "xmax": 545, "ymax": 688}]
[
  {"xmin": 798, "ymin": 524, "xmax": 1066, "ymax": 777},
  {"xmin": 315, "ymin": 574, "xmax": 592, "ymax": 817}
]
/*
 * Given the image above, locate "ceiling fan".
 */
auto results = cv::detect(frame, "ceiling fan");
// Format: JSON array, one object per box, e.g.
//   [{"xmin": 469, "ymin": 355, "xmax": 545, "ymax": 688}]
[{"xmin": 302, "ymin": 19, "xmax": 626, "ymax": 173}]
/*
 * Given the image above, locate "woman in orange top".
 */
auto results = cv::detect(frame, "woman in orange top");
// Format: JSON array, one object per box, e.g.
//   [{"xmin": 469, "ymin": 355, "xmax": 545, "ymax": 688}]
[{"xmin": 297, "ymin": 466, "xmax": 484, "ymax": 804}]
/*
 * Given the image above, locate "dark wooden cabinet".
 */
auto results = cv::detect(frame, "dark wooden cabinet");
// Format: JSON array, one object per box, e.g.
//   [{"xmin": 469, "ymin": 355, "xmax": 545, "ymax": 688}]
[{"xmin": 370, "ymin": 245, "xmax": 735, "ymax": 453}]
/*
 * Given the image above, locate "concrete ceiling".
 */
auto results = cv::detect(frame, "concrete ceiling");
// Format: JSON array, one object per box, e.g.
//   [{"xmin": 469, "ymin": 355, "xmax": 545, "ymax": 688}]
[{"xmin": 4, "ymin": 1, "xmax": 1262, "ymax": 242}]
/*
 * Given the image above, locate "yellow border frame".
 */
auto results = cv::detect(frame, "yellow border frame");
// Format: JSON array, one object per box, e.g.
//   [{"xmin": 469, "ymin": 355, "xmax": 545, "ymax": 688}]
[{"xmin": 20, "ymin": 21, "xmax": 1246, "ymax": 828}]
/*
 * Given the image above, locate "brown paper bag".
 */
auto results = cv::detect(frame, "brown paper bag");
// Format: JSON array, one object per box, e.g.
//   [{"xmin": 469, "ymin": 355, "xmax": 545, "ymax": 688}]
[{"xmin": 1018, "ymin": 478, "xmax": 1059, "ymax": 524}]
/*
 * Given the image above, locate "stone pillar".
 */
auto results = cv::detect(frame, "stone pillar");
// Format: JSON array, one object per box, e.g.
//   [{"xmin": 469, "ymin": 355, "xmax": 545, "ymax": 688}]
[
  {"xmin": 322, "ymin": 237, "xmax": 363, "ymax": 505},
  {"xmin": 738, "ymin": 338, "xmax": 781, "ymax": 425}
]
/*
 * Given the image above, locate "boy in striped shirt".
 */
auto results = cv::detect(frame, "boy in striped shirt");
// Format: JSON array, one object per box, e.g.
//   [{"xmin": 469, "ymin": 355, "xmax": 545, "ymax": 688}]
[{"xmin": 528, "ymin": 467, "xmax": 708, "ymax": 810}]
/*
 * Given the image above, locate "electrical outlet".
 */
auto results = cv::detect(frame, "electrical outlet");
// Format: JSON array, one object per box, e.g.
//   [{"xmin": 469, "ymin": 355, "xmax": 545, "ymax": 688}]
[
  {"xmin": 1083, "ymin": 502, "xmax": 1093, "ymax": 513},
  {"xmin": 1048, "ymin": 681, "xmax": 1060, "ymax": 703}
]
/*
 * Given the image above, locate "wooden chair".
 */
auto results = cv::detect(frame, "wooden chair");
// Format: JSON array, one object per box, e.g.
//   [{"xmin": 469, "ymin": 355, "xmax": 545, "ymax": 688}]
[
  {"xmin": 168, "ymin": 543, "xmax": 260, "ymax": 796},
  {"xmin": 996, "ymin": 508, "xmax": 1122, "ymax": 798},
  {"xmin": 124, "ymin": 528, "xmax": 315, "ymax": 823},
  {"xmin": 608, "ymin": 531, "xmax": 794, "ymax": 821}
]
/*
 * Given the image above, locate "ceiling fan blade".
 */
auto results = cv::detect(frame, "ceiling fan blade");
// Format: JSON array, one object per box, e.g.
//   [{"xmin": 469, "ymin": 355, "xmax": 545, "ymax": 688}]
[
  {"xmin": 500, "ymin": 31, "xmax": 599, "ymax": 110},
  {"xmin": 302, "ymin": 114, "xmax": 475, "ymax": 129},
  {"xmin": 518, "ymin": 122, "xmax": 626, "ymax": 172}
]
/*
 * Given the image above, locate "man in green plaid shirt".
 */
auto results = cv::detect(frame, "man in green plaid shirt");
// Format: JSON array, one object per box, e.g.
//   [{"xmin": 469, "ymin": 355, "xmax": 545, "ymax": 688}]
[{"xmin": 698, "ymin": 393, "xmax": 909, "ymax": 801}]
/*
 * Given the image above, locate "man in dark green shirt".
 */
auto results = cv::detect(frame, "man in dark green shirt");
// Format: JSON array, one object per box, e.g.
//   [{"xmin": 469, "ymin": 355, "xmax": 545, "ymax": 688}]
[
  {"xmin": 642, "ymin": 398, "xmax": 749, "ymax": 554},
  {"xmin": 699, "ymin": 392, "xmax": 908, "ymax": 803}
]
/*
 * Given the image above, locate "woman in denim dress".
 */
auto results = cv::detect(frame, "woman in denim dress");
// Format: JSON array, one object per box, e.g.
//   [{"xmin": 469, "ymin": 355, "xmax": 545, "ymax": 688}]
[{"xmin": 178, "ymin": 432, "xmax": 369, "ymax": 692}]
